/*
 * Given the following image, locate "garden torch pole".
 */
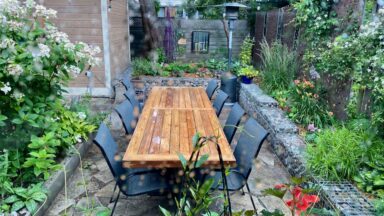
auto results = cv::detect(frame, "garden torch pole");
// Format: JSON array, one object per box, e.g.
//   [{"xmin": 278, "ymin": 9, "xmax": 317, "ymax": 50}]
[{"xmin": 228, "ymin": 19, "xmax": 234, "ymax": 70}]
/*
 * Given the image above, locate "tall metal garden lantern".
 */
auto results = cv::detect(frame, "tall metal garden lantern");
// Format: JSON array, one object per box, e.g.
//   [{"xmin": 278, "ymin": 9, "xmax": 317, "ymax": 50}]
[{"xmin": 221, "ymin": 3, "xmax": 248, "ymax": 69}]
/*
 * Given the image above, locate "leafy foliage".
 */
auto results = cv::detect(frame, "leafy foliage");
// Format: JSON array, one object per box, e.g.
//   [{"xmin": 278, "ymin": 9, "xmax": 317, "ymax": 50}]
[
  {"xmin": 291, "ymin": 0, "xmax": 338, "ymax": 47},
  {"xmin": 1, "ymin": 183, "xmax": 47, "ymax": 214},
  {"xmin": 132, "ymin": 58, "xmax": 160, "ymax": 76},
  {"xmin": 374, "ymin": 199, "xmax": 384, "ymax": 216},
  {"xmin": 262, "ymin": 177, "xmax": 320, "ymax": 216},
  {"xmin": 0, "ymin": 1, "xmax": 99, "ymax": 214},
  {"xmin": 259, "ymin": 40, "xmax": 298, "ymax": 93},
  {"xmin": 288, "ymin": 79, "xmax": 333, "ymax": 128},
  {"xmin": 306, "ymin": 127, "xmax": 378, "ymax": 181},
  {"xmin": 237, "ymin": 65, "xmax": 259, "ymax": 78},
  {"xmin": 239, "ymin": 36, "xmax": 254, "ymax": 66},
  {"xmin": 160, "ymin": 133, "xmax": 230, "ymax": 216}
]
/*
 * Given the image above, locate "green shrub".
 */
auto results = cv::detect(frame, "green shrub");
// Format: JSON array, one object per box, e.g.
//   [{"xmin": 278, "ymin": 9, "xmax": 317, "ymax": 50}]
[
  {"xmin": 204, "ymin": 59, "xmax": 227, "ymax": 72},
  {"xmin": 306, "ymin": 127, "xmax": 366, "ymax": 181},
  {"xmin": 375, "ymin": 199, "xmax": 384, "ymax": 216},
  {"xmin": 288, "ymin": 79, "xmax": 333, "ymax": 128},
  {"xmin": 132, "ymin": 58, "xmax": 159, "ymax": 77},
  {"xmin": 239, "ymin": 36, "xmax": 254, "ymax": 66},
  {"xmin": 260, "ymin": 40, "xmax": 298, "ymax": 93},
  {"xmin": 237, "ymin": 65, "xmax": 259, "ymax": 78},
  {"xmin": 0, "ymin": 2, "xmax": 99, "ymax": 214}
]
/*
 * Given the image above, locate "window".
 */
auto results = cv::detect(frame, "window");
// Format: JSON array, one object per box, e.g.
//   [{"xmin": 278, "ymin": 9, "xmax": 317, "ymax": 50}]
[{"xmin": 191, "ymin": 31, "xmax": 209, "ymax": 53}]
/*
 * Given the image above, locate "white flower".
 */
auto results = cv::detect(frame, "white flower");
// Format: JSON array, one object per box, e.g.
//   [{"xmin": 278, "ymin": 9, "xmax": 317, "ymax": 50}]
[
  {"xmin": 0, "ymin": 38, "xmax": 15, "ymax": 49},
  {"xmin": 65, "ymin": 65, "xmax": 81, "ymax": 76},
  {"xmin": 7, "ymin": 64, "xmax": 23, "ymax": 76},
  {"xmin": 12, "ymin": 91, "xmax": 24, "ymax": 100},
  {"xmin": 88, "ymin": 57, "xmax": 101, "ymax": 66},
  {"xmin": 75, "ymin": 51, "xmax": 86, "ymax": 59},
  {"xmin": 0, "ymin": 0, "xmax": 22, "ymax": 16},
  {"xmin": 64, "ymin": 42, "xmax": 75, "ymax": 51},
  {"xmin": 33, "ymin": 5, "xmax": 57, "ymax": 19},
  {"xmin": 49, "ymin": 31, "xmax": 69, "ymax": 43},
  {"xmin": 77, "ymin": 112, "xmax": 86, "ymax": 120},
  {"xmin": 25, "ymin": 0, "xmax": 36, "ymax": 9},
  {"xmin": 38, "ymin": 43, "xmax": 50, "ymax": 58},
  {"xmin": 7, "ymin": 20, "xmax": 23, "ymax": 31},
  {"xmin": 74, "ymin": 134, "xmax": 82, "ymax": 143},
  {"xmin": 0, "ymin": 82, "xmax": 11, "ymax": 94}
]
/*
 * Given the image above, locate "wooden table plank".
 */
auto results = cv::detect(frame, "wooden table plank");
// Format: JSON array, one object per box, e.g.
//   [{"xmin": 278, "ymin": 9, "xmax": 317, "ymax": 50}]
[
  {"xmin": 160, "ymin": 110, "xmax": 172, "ymax": 153},
  {"xmin": 186, "ymin": 110, "xmax": 195, "ymax": 154},
  {"xmin": 193, "ymin": 110, "xmax": 209, "ymax": 155},
  {"xmin": 148, "ymin": 110, "xmax": 165, "ymax": 154},
  {"xmin": 170, "ymin": 110, "xmax": 180, "ymax": 154},
  {"xmin": 199, "ymin": 88, "xmax": 212, "ymax": 108},
  {"xmin": 179, "ymin": 110, "xmax": 189, "ymax": 154},
  {"xmin": 200, "ymin": 111, "xmax": 218, "ymax": 156},
  {"xmin": 184, "ymin": 88, "xmax": 192, "ymax": 108},
  {"xmin": 123, "ymin": 87, "xmax": 236, "ymax": 168},
  {"xmin": 140, "ymin": 109, "xmax": 161, "ymax": 154}
]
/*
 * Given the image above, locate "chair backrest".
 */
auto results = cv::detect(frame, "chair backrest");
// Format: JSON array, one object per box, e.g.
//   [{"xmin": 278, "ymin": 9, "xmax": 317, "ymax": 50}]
[
  {"xmin": 233, "ymin": 118, "xmax": 269, "ymax": 180},
  {"xmin": 122, "ymin": 76, "xmax": 131, "ymax": 90},
  {"xmin": 213, "ymin": 90, "xmax": 229, "ymax": 116},
  {"xmin": 115, "ymin": 100, "xmax": 138, "ymax": 134},
  {"xmin": 124, "ymin": 88, "xmax": 141, "ymax": 113},
  {"xmin": 94, "ymin": 123, "xmax": 124, "ymax": 179},
  {"xmin": 223, "ymin": 103, "xmax": 245, "ymax": 144},
  {"xmin": 206, "ymin": 80, "xmax": 218, "ymax": 100}
]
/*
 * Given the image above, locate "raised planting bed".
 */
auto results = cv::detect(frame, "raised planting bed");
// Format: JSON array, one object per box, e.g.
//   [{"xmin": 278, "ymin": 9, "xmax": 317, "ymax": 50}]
[
  {"xmin": 238, "ymin": 83, "xmax": 376, "ymax": 215},
  {"xmin": 34, "ymin": 135, "xmax": 94, "ymax": 216},
  {"xmin": 131, "ymin": 76, "xmax": 221, "ymax": 99}
]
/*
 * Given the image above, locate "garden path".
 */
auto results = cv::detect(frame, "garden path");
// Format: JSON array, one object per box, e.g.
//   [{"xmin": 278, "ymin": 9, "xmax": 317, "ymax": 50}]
[{"xmin": 47, "ymin": 106, "xmax": 292, "ymax": 216}]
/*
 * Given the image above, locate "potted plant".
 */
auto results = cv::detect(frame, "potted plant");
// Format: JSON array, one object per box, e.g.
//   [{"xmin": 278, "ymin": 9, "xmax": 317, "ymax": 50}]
[{"xmin": 238, "ymin": 65, "xmax": 259, "ymax": 84}]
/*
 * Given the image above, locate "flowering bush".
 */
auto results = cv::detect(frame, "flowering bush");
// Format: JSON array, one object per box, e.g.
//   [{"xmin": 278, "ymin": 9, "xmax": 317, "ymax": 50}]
[
  {"xmin": 288, "ymin": 79, "xmax": 333, "ymax": 128},
  {"xmin": 353, "ymin": 9, "xmax": 384, "ymax": 133},
  {"xmin": 262, "ymin": 178, "xmax": 320, "ymax": 216},
  {"xmin": 0, "ymin": 1, "xmax": 99, "ymax": 214}
]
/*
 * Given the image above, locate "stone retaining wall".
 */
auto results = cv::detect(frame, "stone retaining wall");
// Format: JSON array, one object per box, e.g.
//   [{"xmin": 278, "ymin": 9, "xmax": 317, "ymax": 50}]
[
  {"xmin": 131, "ymin": 76, "xmax": 221, "ymax": 99},
  {"xmin": 239, "ymin": 83, "xmax": 375, "ymax": 215},
  {"xmin": 239, "ymin": 83, "xmax": 306, "ymax": 177}
]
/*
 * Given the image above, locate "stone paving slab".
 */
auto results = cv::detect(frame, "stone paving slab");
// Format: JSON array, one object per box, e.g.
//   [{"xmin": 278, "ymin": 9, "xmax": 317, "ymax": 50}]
[{"xmin": 47, "ymin": 107, "xmax": 292, "ymax": 216}]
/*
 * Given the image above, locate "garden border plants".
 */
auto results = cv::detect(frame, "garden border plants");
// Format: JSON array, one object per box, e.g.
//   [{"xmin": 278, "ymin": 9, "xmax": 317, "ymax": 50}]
[{"xmin": 239, "ymin": 83, "xmax": 376, "ymax": 215}]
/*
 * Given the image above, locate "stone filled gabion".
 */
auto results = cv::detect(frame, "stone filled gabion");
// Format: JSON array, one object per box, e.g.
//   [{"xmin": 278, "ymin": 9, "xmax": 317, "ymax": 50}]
[{"xmin": 238, "ymin": 83, "xmax": 375, "ymax": 215}]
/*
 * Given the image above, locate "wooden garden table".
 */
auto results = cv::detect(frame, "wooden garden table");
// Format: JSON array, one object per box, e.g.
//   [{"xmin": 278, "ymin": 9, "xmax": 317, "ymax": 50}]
[{"xmin": 122, "ymin": 86, "xmax": 236, "ymax": 168}]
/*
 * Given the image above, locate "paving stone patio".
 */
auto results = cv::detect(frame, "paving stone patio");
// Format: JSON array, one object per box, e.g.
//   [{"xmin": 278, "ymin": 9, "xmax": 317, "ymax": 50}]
[{"xmin": 47, "ymin": 106, "xmax": 292, "ymax": 216}]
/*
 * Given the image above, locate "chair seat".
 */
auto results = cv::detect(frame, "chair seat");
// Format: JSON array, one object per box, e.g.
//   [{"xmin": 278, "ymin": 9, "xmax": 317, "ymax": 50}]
[
  {"xmin": 120, "ymin": 169, "xmax": 171, "ymax": 196},
  {"xmin": 209, "ymin": 170, "xmax": 247, "ymax": 191}
]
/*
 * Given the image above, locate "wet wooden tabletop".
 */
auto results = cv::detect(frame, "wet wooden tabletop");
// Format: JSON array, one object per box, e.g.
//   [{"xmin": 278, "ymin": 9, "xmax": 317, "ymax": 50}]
[{"xmin": 122, "ymin": 86, "xmax": 236, "ymax": 168}]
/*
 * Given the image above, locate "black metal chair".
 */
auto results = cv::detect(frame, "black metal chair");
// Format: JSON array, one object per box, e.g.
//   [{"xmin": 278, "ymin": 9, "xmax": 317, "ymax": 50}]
[
  {"xmin": 206, "ymin": 80, "xmax": 218, "ymax": 100},
  {"xmin": 124, "ymin": 88, "xmax": 142, "ymax": 113},
  {"xmin": 212, "ymin": 90, "xmax": 229, "ymax": 116},
  {"xmin": 94, "ymin": 123, "xmax": 170, "ymax": 215},
  {"xmin": 209, "ymin": 118, "xmax": 269, "ymax": 213},
  {"xmin": 114, "ymin": 100, "xmax": 138, "ymax": 135},
  {"xmin": 223, "ymin": 103, "xmax": 245, "ymax": 144},
  {"xmin": 122, "ymin": 75, "xmax": 131, "ymax": 91}
]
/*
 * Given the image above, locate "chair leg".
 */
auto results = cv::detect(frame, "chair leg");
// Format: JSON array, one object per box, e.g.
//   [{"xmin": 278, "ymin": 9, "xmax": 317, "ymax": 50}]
[
  {"xmin": 110, "ymin": 190, "xmax": 120, "ymax": 216},
  {"xmin": 241, "ymin": 188, "xmax": 245, "ymax": 196},
  {"xmin": 109, "ymin": 182, "xmax": 118, "ymax": 203},
  {"xmin": 245, "ymin": 182, "xmax": 257, "ymax": 213}
]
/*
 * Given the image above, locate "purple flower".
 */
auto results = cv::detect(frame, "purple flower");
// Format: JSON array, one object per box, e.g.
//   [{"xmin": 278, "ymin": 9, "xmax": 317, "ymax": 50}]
[
  {"xmin": 307, "ymin": 124, "xmax": 317, "ymax": 132},
  {"xmin": 310, "ymin": 66, "xmax": 320, "ymax": 80}
]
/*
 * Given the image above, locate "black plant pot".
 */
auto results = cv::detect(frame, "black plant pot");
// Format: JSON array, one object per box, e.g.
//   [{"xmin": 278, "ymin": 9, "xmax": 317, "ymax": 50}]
[{"xmin": 220, "ymin": 72, "xmax": 238, "ymax": 103}]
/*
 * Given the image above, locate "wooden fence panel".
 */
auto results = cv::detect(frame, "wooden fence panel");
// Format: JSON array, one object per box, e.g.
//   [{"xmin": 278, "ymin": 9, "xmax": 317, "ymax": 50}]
[{"xmin": 252, "ymin": 7, "xmax": 296, "ymax": 65}]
